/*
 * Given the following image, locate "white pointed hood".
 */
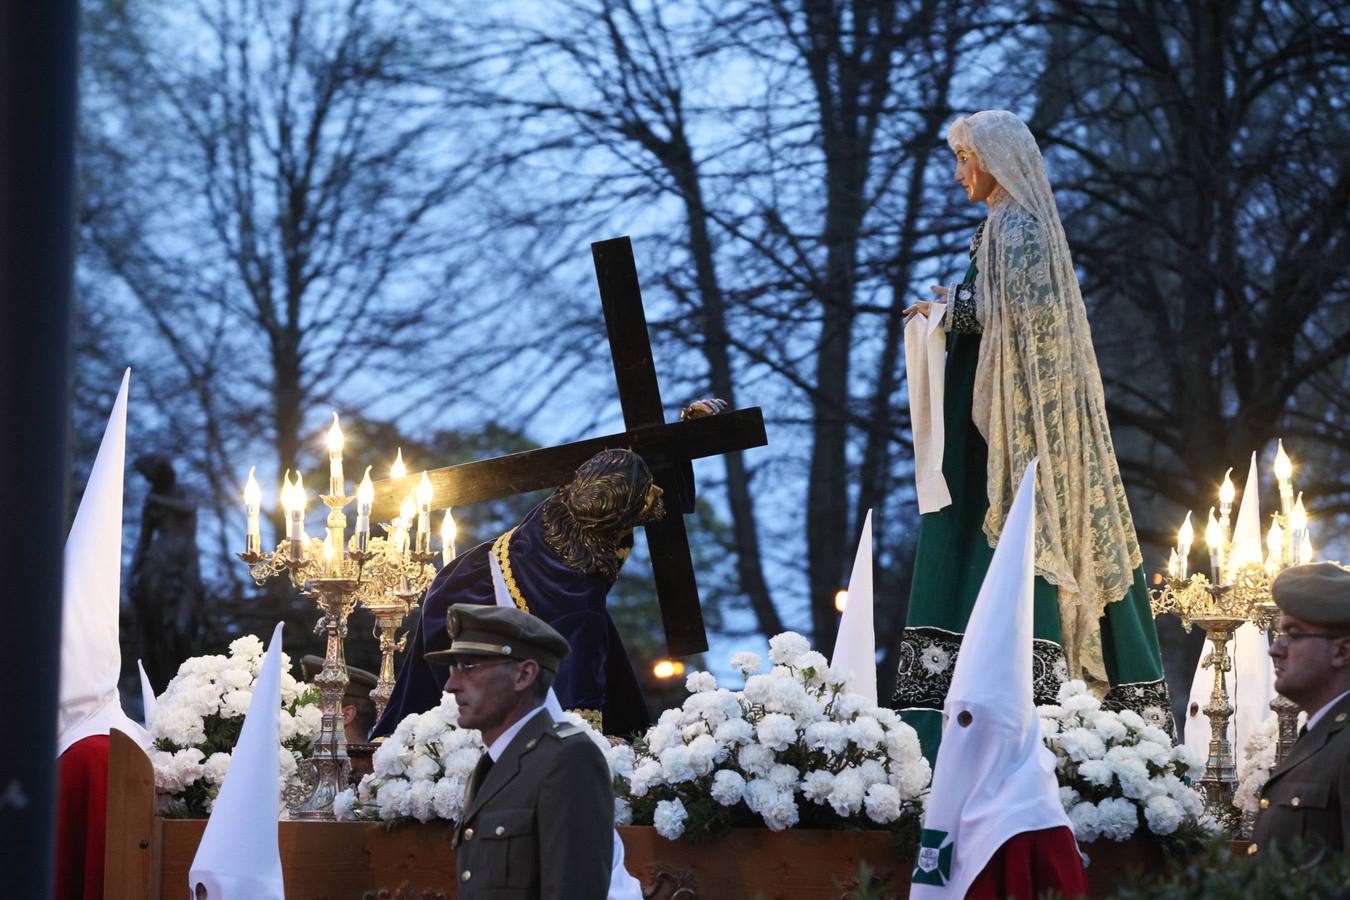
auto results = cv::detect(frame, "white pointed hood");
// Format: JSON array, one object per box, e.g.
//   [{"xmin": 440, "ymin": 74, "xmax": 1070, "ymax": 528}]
[
  {"xmin": 139, "ymin": 659, "xmax": 158, "ymax": 728},
  {"xmin": 189, "ymin": 621, "xmax": 286, "ymax": 899},
  {"xmin": 1229, "ymin": 452, "xmax": 1262, "ymax": 573},
  {"xmin": 911, "ymin": 459, "xmax": 1071, "ymax": 896},
  {"xmin": 830, "ymin": 509, "xmax": 876, "ymax": 704},
  {"xmin": 57, "ymin": 368, "xmax": 151, "ymax": 756}
]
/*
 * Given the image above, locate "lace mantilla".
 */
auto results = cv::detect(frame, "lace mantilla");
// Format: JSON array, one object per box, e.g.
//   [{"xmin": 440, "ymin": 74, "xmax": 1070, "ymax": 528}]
[
  {"xmin": 948, "ymin": 111, "xmax": 1143, "ymax": 684},
  {"xmin": 891, "ymin": 626, "xmax": 1068, "ymax": 711}
]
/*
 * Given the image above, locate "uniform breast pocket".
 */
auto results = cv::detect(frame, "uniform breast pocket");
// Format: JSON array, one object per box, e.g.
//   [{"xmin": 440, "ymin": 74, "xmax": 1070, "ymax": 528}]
[
  {"xmin": 482, "ymin": 806, "xmax": 538, "ymax": 889},
  {"xmin": 1279, "ymin": 781, "xmax": 1332, "ymax": 836}
]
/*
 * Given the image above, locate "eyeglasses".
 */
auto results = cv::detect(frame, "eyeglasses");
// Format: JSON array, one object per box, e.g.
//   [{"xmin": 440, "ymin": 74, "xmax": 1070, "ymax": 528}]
[
  {"xmin": 1271, "ymin": 628, "xmax": 1348, "ymax": 645},
  {"xmin": 447, "ymin": 658, "xmax": 516, "ymax": 674}
]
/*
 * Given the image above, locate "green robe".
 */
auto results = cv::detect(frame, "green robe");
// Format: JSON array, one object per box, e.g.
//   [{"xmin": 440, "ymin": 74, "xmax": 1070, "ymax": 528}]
[{"xmin": 893, "ymin": 245, "xmax": 1172, "ymax": 763}]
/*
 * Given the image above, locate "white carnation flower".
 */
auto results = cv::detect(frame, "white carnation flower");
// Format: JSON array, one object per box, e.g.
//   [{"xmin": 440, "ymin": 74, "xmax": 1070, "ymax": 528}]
[
  {"xmin": 333, "ymin": 788, "xmax": 358, "ymax": 821},
  {"xmin": 1077, "ymin": 759, "xmax": 1114, "ymax": 788},
  {"xmin": 432, "ymin": 778, "xmax": 463, "ymax": 821},
  {"xmin": 714, "ymin": 718, "xmax": 754, "ymax": 746},
  {"xmin": 802, "ymin": 769, "xmax": 834, "ymax": 802},
  {"xmin": 1132, "ymin": 739, "xmax": 1171, "ymax": 768},
  {"xmin": 756, "ymin": 713, "xmax": 798, "ymax": 751},
  {"xmin": 1143, "ymin": 794, "xmax": 1183, "ymax": 836},
  {"xmin": 826, "ymin": 767, "xmax": 866, "ymax": 817},
  {"xmin": 1068, "ymin": 800, "xmax": 1102, "ymax": 842},
  {"xmin": 687, "ymin": 734, "xmax": 720, "ymax": 773},
  {"xmin": 759, "ymin": 789, "xmax": 799, "ymax": 831},
  {"xmin": 864, "ymin": 783, "xmax": 903, "ymax": 824},
  {"xmin": 659, "ymin": 745, "xmax": 697, "ymax": 784},
  {"xmin": 1059, "ymin": 785, "xmax": 1080, "ymax": 810},
  {"xmin": 614, "ymin": 798, "xmax": 633, "ymax": 826},
  {"xmin": 738, "ymin": 743, "xmax": 775, "ymax": 778},
  {"xmin": 203, "ymin": 752, "xmax": 232, "ymax": 786},
  {"xmin": 1083, "ymin": 711, "xmax": 1128, "ymax": 742},
  {"xmin": 710, "ymin": 769, "xmax": 746, "ymax": 806},
  {"xmin": 1056, "ymin": 679, "xmax": 1089, "ymax": 703},
  {"xmin": 767, "ymin": 763, "xmax": 799, "ymax": 791},
  {"xmin": 376, "ymin": 780, "xmax": 412, "ymax": 820},
  {"xmin": 228, "ymin": 634, "xmax": 265, "ymax": 659},
  {"xmin": 628, "ymin": 760, "xmax": 663, "ymax": 798},
  {"xmin": 408, "ymin": 753, "xmax": 441, "ymax": 782},
  {"xmin": 1061, "ymin": 692, "xmax": 1102, "ymax": 715},
  {"xmin": 686, "ymin": 671, "xmax": 717, "ymax": 693},
  {"xmin": 1116, "ymin": 709, "xmax": 1147, "ymax": 730},
  {"xmin": 1096, "ymin": 796, "xmax": 1139, "ymax": 841},
  {"xmin": 653, "ymin": 798, "xmax": 687, "ymax": 840},
  {"xmin": 729, "ymin": 652, "xmax": 762, "ymax": 676},
  {"xmin": 408, "ymin": 779, "xmax": 436, "ymax": 822},
  {"xmin": 767, "ymin": 632, "xmax": 811, "ymax": 664},
  {"xmin": 848, "ymin": 716, "xmax": 884, "ymax": 752},
  {"xmin": 221, "ymin": 689, "xmax": 253, "ymax": 719},
  {"xmin": 889, "ymin": 758, "xmax": 931, "ymax": 798},
  {"xmin": 1056, "ymin": 727, "xmax": 1107, "ymax": 762}
]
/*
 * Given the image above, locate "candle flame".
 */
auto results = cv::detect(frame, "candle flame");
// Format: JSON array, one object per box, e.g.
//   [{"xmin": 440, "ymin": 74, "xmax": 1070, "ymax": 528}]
[
  {"xmin": 294, "ymin": 471, "xmax": 307, "ymax": 511},
  {"xmin": 652, "ymin": 659, "xmax": 685, "ymax": 679},
  {"xmin": 1266, "ymin": 514, "xmax": 1284, "ymax": 555},
  {"xmin": 244, "ymin": 466, "xmax": 261, "ymax": 507},
  {"xmin": 326, "ymin": 412, "xmax": 344, "ymax": 453},
  {"xmin": 1177, "ymin": 510, "xmax": 1194, "ymax": 550},
  {"xmin": 441, "ymin": 508, "xmax": 457, "ymax": 545},
  {"xmin": 1290, "ymin": 492, "xmax": 1308, "ymax": 531},
  {"xmin": 1300, "ymin": 531, "xmax": 1314, "ymax": 564},
  {"xmin": 1204, "ymin": 507, "xmax": 1222, "ymax": 547},
  {"xmin": 1273, "ymin": 439, "xmax": 1292, "ymax": 483},
  {"xmin": 324, "ymin": 536, "xmax": 335, "ymax": 562},
  {"xmin": 280, "ymin": 469, "xmax": 294, "ymax": 513},
  {"xmin": 399, "ymin": 491, "xmax": 415, "ymax": 523},
  {"xmin": 418, "ymin": 471, "xmax": 434, "ymax": 506},
  {"xmin": 1219, "ymin": 468, "xmax": 1236, "ymax": 505},
  {"xmin": 390, "ymin": 447, "xmax": 406, "ymax": 480},
  {"xmin": 357, "ymin": 466, "xmax": 375, "ymax": 506}
]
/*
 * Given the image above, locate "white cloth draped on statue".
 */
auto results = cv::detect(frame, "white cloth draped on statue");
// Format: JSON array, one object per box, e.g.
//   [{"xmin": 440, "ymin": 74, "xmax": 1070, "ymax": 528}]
[{"xmin": 905, "ymin": 302, "xmax": 950, "ymax": 514}]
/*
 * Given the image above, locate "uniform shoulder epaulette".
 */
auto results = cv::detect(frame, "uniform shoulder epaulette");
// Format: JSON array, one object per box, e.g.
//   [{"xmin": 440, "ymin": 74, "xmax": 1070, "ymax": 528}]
[{"xmin": 551, "ymin": 722, "xmax": 584, "ymax": 738}]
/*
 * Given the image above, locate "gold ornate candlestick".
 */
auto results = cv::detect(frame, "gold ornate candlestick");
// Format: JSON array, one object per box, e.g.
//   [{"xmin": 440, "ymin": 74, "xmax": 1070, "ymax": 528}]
[
  {"xmin": 354, "ymin": 536, "xmax": 438, "ymax": 722},
  {"xmin": 1152, "ymin": 565, "xmax": 1271, "ymax": 815}
]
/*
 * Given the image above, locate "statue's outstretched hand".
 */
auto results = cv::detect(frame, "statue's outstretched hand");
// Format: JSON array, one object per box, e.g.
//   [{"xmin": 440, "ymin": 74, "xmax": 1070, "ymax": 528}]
[{"xmin": 680, "ymin": 398, "xmax": 729, "ymax": 421}]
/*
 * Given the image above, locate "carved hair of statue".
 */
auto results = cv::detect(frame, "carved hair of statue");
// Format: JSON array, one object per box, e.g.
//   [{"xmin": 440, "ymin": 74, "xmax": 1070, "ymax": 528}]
[
  {"xmin": 133, "ymin": 453, "xmax": 177, "ymax": 490},
  {"xmin": 540, "ymin": 448, "xmax": 666, "ymax": 580}
]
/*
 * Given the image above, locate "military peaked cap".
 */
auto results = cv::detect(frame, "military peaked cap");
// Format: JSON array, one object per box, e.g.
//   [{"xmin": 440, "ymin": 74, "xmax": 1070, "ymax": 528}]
[
  {"xmin": 425, "ymin": 603, "xmax": 571, "ymax": 672},
  {"xmin": 300, "ymin": 654, "xmax": 377, "ymax": 701},
  {"xmin": 1271, "ymin": 562, "xmax": 1350, "ymax": 628}
]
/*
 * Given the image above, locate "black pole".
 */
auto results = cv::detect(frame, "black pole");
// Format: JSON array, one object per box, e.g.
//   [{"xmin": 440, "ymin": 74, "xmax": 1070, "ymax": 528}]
[{"xmin": 0, "ymin": 0, "xmax": 78, "ymax": 891}]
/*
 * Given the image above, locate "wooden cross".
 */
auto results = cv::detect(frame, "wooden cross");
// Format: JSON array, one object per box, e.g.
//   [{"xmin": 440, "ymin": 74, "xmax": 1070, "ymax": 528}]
[{"xmin": 369, "ymin": 237, "xmax": 766, "ymax": 656}]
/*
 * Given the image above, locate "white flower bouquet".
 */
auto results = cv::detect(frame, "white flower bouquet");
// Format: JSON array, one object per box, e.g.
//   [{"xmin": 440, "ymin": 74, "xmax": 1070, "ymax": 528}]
[
  {"xmin": 334, "ymin": 693, "xmax": 620, "ymax": 824},
  {"xmin": 149, "ymin": 634, "xmax": 321, "ymax": 817},
  {"xmin": 615, "ymin": 632, "xmax": 930, "ymax": 840},
  {"xmin": 1040, "ymin": 680, "xmax": 1213, "ymax": 843}
]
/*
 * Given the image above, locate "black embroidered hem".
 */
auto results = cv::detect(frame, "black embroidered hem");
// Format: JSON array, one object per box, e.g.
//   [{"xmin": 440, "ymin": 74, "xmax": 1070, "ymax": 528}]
[
  {"xmin": 1102, "ymin": 679, "xmax": 1177, "ymax": 740},
  {"xmin": 889, "ymin": 625, "xmax": 1068, "ymax": 711},
  {"xmin": 947, "ymin": 282, "xmax": 980, "ymax": 333}
]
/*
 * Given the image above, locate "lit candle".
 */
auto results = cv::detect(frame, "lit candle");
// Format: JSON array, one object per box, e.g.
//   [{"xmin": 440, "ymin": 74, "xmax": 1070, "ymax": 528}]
[
  {"xmin": 416, "ymin": 472, "xmax": 433, "ymax": 553},
  {"xmin": 441, "ymin": 508, "xmax": 457, "ymax": 566},
  {"xmin": 244, "ymin": 466, "xmax": 262, "ymax": 554},
  {"xmin": 290, "ymin": 471, "xmax": 308, "ymax": 561},
  {"xmin": 1176, "ymin": 511, "xmax": 1193, "ymax": 580},
  {"xmin": 1218, "ymin": 467, "xmax": 1235, "ymax": 538},
  {"xmin": 323, "ymin": 533, "xmax": 336, "ymax": 575},
  {"xmin": 390, "ymin": 447, "xmax": 406, "ymax": 480},
  {"xmin": 326, "ymin": 413, "xmax": 345, "ymax": 497},
  {"xmin": 356, "ymin": 466, "xmax": 374, "ymax": 552},
  {"xmin": 398, "ymin": 492, "xmax": 415, "ymax": 557},
  {"xmin": 1204, "ymin": 507, "xmax": 1223, "ymax": 582},
  {"xmin": 1289, "ymin": 492, "xmax": 1307, "ymax": 562},
  {"xmin": 1299, "ymin": 530, "xmax": 1314, "ymax": 565},
  {"xmin": 280, "ymin": 470, "xmax": 295, "ymax": 540},
  {"xmin": 1167, "ymin": 548, "xmax": 1180, "ymax": 580},
  {"xmin": 1266, "ymin": 514, "xmax": 1284, "ymax": 575},
  {"xmin": 1273, "ymin": 439, "xmax": 1294, "ymax": 515}
]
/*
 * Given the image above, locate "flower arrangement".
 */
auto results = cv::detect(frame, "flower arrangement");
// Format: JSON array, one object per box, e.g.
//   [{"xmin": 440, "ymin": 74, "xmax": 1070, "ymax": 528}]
[
  {"xmin": 1039, "ymin": 680, "xmax": 1212, "ymax": 843},
  {"xmin": 334, "ymin": 693, "xmax": 619, "ymax": 823},
  {"xmin": 1234, "ymin": 713, "xmax": 1306, "ymax": 817},
  {"xmin": 148, "ymin": 635, "xmax": 321, "ymax": 817},
  {"xmin": 613, "ymin": 632, "xmax": 931, "ymax": 840}
]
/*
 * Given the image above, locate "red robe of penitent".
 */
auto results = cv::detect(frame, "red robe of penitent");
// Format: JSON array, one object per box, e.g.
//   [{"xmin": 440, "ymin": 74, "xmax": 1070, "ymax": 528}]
[
  {"xmin": 967, "ymin": 825, "xmax": 1088, "ymax": 899},
  {"xmin": 54, "ymin": 735, "xmax": 110, "ymax": 900}
]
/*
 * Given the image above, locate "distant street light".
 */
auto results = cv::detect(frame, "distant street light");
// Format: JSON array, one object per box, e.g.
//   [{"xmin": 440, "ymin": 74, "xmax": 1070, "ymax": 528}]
[{"xmin": 652, "ymin": 659, "xmax": 686, "ymax": 679}]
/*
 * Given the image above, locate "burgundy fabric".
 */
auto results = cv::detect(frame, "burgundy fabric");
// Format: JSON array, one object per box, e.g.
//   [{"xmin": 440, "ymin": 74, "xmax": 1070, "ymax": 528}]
[
  {"xmin": 966, "ymin": 825, "xmax": 1088, "ymax": 899},
  {"xmin": 54, "ymin": 735, "xmax": 110, "ymax": 900}
]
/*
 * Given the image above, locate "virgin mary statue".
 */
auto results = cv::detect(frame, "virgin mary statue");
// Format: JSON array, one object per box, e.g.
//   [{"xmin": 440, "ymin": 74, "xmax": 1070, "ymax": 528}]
[{"xmin": 892, "ymin": 110, "xmax": 1173, "ymax": 760}]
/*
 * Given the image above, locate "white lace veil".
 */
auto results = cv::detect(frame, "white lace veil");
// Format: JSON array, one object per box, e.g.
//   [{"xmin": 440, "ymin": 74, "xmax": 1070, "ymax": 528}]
[{"xmin": 947, "ymin": 110, "xmax": 1142, "ymax": 685}]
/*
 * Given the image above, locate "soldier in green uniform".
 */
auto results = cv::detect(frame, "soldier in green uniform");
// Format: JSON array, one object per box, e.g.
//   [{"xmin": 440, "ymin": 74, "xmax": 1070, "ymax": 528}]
[
  {"xmin": 428, "ymin": 603, "xmax": 613, "ymax": 898},
  {"xmin": 1252, "ymin": 563, "xmax": 1350, "ymax": 860}
]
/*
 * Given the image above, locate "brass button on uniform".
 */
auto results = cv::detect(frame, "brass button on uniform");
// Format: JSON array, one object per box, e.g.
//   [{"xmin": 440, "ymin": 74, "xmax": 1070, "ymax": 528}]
[
  {"xmin": 1248, "ymin": 843, "xmax": 1258, "ymax": 856},
  {"xmin": 1292, "ymin": 797, "xmax": 1302, "ymax": 807},
  {"xmin": 462, "ymin": 871, "xmax": 472, "ymax": 881},
  {"xmin": 495, "ymin": 825, "xmax": 506, "ymax": 836},
  {"xmin": 1260, "ymin": 798, "xmax": 1270, "ymax": 810},
  {"xmin": 464, "ymin": 828, "xmax": 474, "ymax": 840},
  {"xmin": 526, "ymin": 739, "xmax": 537, "ymax": 749}
]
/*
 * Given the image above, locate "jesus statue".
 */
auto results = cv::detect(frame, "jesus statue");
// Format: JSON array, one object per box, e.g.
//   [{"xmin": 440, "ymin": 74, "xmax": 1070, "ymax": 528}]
[{"xmin": 892, "ymin": 110, "xmax": 1174, "ymax": 761}]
